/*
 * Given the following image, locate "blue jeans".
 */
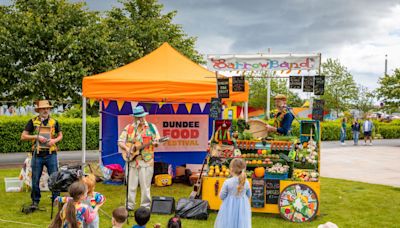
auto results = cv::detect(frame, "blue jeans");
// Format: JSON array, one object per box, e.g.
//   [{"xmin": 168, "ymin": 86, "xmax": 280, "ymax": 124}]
[
  {"xmin": 353, "ymin": 131, "xmax": 360, "ymax": 145},
  {"xmin": 31, "ymin": 153, "xmax": 58, "ymax": 203},
  {"xmin": 340, "ymin": 130, "xmax": 346, "ymax": 143}
]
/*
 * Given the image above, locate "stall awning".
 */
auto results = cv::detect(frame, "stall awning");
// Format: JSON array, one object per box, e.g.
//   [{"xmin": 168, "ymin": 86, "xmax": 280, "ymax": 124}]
[{"xmin": 82, "ymin": 43, "xmax": 249, "ymax": 103}]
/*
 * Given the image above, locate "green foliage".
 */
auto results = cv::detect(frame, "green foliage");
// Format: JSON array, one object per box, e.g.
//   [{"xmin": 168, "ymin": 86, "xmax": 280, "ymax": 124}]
[
  {"xmin": 103, "ymin": 0, "xmax": 203, "ymax": 63},
  {"xmin": 376, "ymin": 68, "xmax": 400, "ymax": 111},
  {"xmin": 247, "ymin": 75, "xmax": 303, "ymax": 110},
  {"xmin": 351, "ymin": 84, "xmax": 375, "ymax": 114},
  {"xmin": 320, "ymin": 59, "xmax": 358, "ymax": 117},
  {"xmin": 0, "ymin": 0, "xmax": 203, "ymax": 104},
  {"xmin": 0, "ymin": 116, "xmax": 99, "ymax": 153}
]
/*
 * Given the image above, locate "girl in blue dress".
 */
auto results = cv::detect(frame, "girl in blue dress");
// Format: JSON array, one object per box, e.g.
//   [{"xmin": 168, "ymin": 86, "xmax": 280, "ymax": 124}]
[{"xmin": 215, "ymin": 158, "xmax": 251, "ymax": 228}]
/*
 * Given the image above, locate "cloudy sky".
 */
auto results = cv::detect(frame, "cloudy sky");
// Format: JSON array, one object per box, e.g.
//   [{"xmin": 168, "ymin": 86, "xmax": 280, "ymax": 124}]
[{"xmin": 2, "ymin": 0, "xmax": 399, "ymax": 91}]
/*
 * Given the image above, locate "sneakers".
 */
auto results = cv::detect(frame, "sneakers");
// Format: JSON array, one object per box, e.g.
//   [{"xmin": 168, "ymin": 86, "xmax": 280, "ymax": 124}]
[
  {"xmin": 341, "ymin": 142, "xmax": 346, "ymax": 146},
  {"xmin": 369, "ymin": 142, "xmax": 373, "ymax": 146},
  {"xmin": 31, "ymin": 202, "xmax": 39, "ymax": 209}
]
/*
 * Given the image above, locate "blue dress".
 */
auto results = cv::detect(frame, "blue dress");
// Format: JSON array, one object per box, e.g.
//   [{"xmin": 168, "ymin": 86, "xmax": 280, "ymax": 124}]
[{"xmin": 214, "ymin": 176, "xmax": 252, "ymax": 228}]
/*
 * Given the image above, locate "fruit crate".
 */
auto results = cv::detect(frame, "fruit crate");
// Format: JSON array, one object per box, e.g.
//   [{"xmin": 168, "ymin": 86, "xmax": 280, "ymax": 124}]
[{"xmin": 264, "ymin": 172, "xmax": 289, "ymax": 180}]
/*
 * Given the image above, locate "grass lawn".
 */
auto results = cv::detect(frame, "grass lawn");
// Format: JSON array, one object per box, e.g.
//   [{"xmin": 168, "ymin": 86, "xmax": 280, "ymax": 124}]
[{"xmin": 0, "ymin": 168, "xmax": 399, "ymax": 228}]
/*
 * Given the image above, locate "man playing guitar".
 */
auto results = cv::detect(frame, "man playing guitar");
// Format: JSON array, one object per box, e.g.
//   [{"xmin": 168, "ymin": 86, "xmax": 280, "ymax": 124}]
[{"xmin": 118, "ymin": 106, "xmax": 160, "ymax": 210}]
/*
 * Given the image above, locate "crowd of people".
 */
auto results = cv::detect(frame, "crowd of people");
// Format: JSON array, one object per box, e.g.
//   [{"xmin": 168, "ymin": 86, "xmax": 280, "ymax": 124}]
[{"xmin": 340, "ymin": 117, "xmax": 374, "ymax": 146}]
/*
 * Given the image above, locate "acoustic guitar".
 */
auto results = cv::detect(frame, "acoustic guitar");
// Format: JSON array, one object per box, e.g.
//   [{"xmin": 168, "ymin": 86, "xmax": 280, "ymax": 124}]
[{"xmin": 122, "ymin": 137, "xmax": 169, "ymax": 162}]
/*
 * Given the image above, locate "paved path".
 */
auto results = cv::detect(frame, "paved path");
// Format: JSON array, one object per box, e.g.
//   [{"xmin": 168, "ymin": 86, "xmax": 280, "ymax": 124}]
[
  {"xmin": 1, "ymin": 139, "xmax": 399, "ymax": 187},
  {"xmin": 321, "ymin": 139, "xmax": 400, "ymax": 187},
  {"xmin": 0, "ymin": 150, "xmax": 99, "ymax": 168}
]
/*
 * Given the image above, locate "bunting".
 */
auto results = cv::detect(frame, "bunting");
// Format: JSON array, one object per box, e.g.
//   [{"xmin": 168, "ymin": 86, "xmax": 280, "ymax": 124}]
[
  {"xmin": 172, "ymin": 104, "xmax": 180, "ymax": 113},
  {"xmin": 143, "ymin": 103, "xmax": 152, "ymax": 113},
  {"xmin": 117, "ymin": 100, "xmax": 125, "ymax": 111},
  {"xmin": 103, "ymin": 100, "xmax": 110, "ymax": 110},
  {"xmin": 199, "ymin": 103, "xmax": 207, "ymax": 112},
  {"xmin": 89, "ymin": 99, "xmax": 95, "ymax": 107},
  {"xmin": 130, "ymin": 101, "xmax": 138, "ymax": 113},
  {"xmin": 185, "ymin": 103, "xmax": 193, "ymax": 113}
]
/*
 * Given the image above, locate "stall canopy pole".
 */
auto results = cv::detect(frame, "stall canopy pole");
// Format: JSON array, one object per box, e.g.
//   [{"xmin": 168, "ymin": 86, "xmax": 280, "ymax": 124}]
[
  {"xmin": 98, "ymin": 102, "xmax": 102, "ymax": 164},
  {"xmin": 244, "ymin": 102, "xmax": 248, "ymax": 122},
  {"xmin": 82, "ymin": 96, "xmax": 87, "ymax": 168},
  {"xmin": 266, "ymin": 71, "xmax": 271, "ymax": 119}
]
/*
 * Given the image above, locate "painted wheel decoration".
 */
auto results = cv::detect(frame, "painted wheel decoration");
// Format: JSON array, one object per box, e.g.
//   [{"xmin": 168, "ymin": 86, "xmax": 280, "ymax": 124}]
[{"xmin": 278, "ymin": 184, "xmax": 318, "ymax": 222}]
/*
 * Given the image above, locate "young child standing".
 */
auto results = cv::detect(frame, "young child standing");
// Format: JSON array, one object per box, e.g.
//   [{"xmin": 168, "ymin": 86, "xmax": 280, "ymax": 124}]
[
  {"xmin": 49, "ymin": 181, "xmax": 103, "ymax": 228},
  {"xmin": 214, "ymin": 158, "xmax": 251, "ymax": 228},
  {"xmin": 82, "ymin": 174, "xmax": 106, "ymax": 228},
  {"xmin": 112, "ymin": 206, "xmax": 128, "ymax": 228}
]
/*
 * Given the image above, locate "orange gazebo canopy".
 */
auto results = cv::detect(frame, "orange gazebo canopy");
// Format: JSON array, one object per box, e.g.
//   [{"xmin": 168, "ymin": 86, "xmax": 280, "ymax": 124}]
[{"xmin": 82, "ymin": 43, "xmax": 248, "ymax": 103}]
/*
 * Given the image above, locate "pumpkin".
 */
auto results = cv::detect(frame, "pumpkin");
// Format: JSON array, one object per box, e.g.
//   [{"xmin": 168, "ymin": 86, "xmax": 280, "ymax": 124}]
[{"xmin": 254, "ymin": 167, "xmax": 265, "ymax": 178}]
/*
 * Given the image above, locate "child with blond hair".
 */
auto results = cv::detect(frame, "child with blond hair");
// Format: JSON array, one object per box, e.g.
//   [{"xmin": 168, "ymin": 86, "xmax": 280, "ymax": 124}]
[
  {"xmin": 82, "ymin": 174, "xmax": 106, "ymax": 228},
  {"xmin": 214, "ymin": 158, "xmax": 251, "ymax": 228},
  {"xmin": 49, "ymin": 181, "xmax": 103, "ymax": 228}
]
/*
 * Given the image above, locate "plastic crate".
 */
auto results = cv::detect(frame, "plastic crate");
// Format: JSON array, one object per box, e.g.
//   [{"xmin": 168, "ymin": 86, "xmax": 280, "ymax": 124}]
[
  {"xmin": 264, "ymin": 172, "xmax": 288, "ymax": 180},
  {"xmin": 4, "ymin": 177, "xmax": 23, "ymax": 192}
]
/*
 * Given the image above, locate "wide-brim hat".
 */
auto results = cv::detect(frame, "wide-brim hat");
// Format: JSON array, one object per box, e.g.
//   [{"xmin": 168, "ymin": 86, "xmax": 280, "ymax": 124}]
[
  {"xmin": 132, "ymin": 105, "xmax": 149, "ymax": 117},
  {"xmin": 34, "ymin": 100, "xmax": 53, "ymax": 112},
  {"xmin": 274, "ymin": 94, "xmax": 287, "ymax": 101}
]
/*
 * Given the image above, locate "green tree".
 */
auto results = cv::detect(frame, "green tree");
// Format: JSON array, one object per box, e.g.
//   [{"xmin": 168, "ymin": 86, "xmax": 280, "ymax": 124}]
[
  {"xmin": 103, "ymin": 0, "xmax": 204, "ymax": 64},
  {"xmin": 0, "ymin": 0, "xmax": 112, "ymax": 104},
  {"xmin": 376, "ymin": 69, "xmax": 400, "ymax": 111},
  {"xmin": 351, "ymin": 84, "xmax": 375, "ymax": 115},
  {"xmin": 320, "ymin": 59, "xmax": 357, "ymax": 117},
  {"xmin": 0, "ymin": 0, "xmax": 203, "ymax": 105},
  {"xmin": 247, "ymin": 75, "xmax": 303, "ymax": 110}
]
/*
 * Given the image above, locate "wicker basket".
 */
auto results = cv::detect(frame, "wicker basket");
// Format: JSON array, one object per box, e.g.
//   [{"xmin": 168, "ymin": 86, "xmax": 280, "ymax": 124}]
[{"xmin": 245, "ymin": 119, "xmax": 268, "ymax": 139}]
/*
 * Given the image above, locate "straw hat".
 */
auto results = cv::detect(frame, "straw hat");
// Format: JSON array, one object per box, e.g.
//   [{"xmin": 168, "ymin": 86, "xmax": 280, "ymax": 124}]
[
  {"xmin": 34, "ymin": 100, "xmax": 53, "ymax": 112},
  {"xmin": 274, "ymin": 94, "xmax": 287, "ymax": 101}
]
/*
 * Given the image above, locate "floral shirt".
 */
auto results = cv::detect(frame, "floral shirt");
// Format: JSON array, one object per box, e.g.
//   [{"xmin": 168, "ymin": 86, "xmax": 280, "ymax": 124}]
[{"xmin": 56, "ymin": 199, "xmax": 97, "ymax": 228}]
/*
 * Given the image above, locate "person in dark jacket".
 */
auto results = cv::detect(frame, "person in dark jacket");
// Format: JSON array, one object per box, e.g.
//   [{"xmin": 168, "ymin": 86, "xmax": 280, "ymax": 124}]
[{"xmin": 351, "ymin": 118, "xmax": 361, "ymax": 145}]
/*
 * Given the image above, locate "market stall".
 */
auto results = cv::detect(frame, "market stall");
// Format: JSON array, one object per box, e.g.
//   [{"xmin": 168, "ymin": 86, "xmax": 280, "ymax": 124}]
[
  {"xmin": 81, "ymin": 43, "xmax": 249, "ymax": 168},
  {"xmin": 202, "ymin": 53, "xmax": 322, "ymax": 222},
  {"xmin": 202, "ymin": 120, "xmax": 321, "ymax": 221}
]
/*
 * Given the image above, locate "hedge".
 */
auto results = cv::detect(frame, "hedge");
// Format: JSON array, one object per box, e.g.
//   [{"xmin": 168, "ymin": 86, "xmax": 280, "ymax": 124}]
[
  {"xmin": 0, "ymin": 116, "xmax": 99, "ymax": 153},
  {"xmin": 0, "ymin": 116, "xmax": 399, "ymax": 153}
]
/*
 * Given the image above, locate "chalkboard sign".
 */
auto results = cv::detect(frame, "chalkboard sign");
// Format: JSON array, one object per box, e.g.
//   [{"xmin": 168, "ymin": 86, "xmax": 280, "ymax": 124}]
[
  {"xmin": 289, "ymin": 76, "xmax": 302, "ymax": 89},
  {"xmin": 232, "ymin": 76, "xmax": 245, "ymax": 92},
  {"xmin": 266, "ymin": 179, "xmax": 280, "ymax": 204},
  {"xmin": 209, "ymin": 97, "xmax": 221, "ymax": 119},
  {"xmin": 312, "ymin": 99, "xmax": 325, "ymax": 121},
  {"xmin": 303, "ymin": 76, "xmax": 314, "ymax": 92},
  {"xmin": 251, "ymin": 178, "xmax": 265, "ymax": 208},
  {"xmin": 314, "ymin": 76, "xmax": 325, "ymax": 95},
  {"xmin": 217, "ymin": 78, "xmax": 230, "ymax": 98}
]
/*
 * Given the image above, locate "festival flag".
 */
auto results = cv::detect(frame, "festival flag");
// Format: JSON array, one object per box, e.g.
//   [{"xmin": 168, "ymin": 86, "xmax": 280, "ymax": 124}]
[
  {"xmin": 89, "ymin": 99, "xmax": 95, "ymax": 107},
  {"xmin": 130, "ymin": 101, "xmax": 138, "ymax": 114},
  {"xmin": 172, "ymin": 104, "xmax": 180, "ymax": 113},
  {"xmin": 286, "ymin": 69, "xmax": 292, "ymax": 74},
  {"xmin": 226, "ymin": 101, "xmax": 232, "ymax": 107},
  {"xmin": 117, "ymin": 100, "xmax": 125, "ymax": 111},
  {"xmin": 103, "ymin": 100, "xmax": 110, "ymax": 109},
  {"xmin": 143, "ymin": 103, "xmax": 152, "ymax": 113},
  {"xmin": 239, "ymin": 106, "xmax": 244, "ymax": 118},
  {"xmin": 199, "ymin": 103, "xmax": 207, "ymax": 112},
  {"xmin": 185, "ymin": 103, "xmax": 193, "ymax": 113},
  {"xmin": 298, "ymin": 70, "xmax": 302, "ymax": 75}
]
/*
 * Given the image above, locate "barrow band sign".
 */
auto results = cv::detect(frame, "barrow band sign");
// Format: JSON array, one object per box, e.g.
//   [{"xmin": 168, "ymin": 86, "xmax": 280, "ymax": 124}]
[
  {"xmin": 289, "ymin": 76, "xmax": 302, "ymax": 89},
  {"xmin": 207, "ymin": 54, "xmax": 321, "ymax": 72},
  {"xmin": 232, "ymin": 76, "xmax": 245, "ymax": 92},
  {"xmin": 217, "ymin": 78, "xmax": 230, "ymax": 98}
]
